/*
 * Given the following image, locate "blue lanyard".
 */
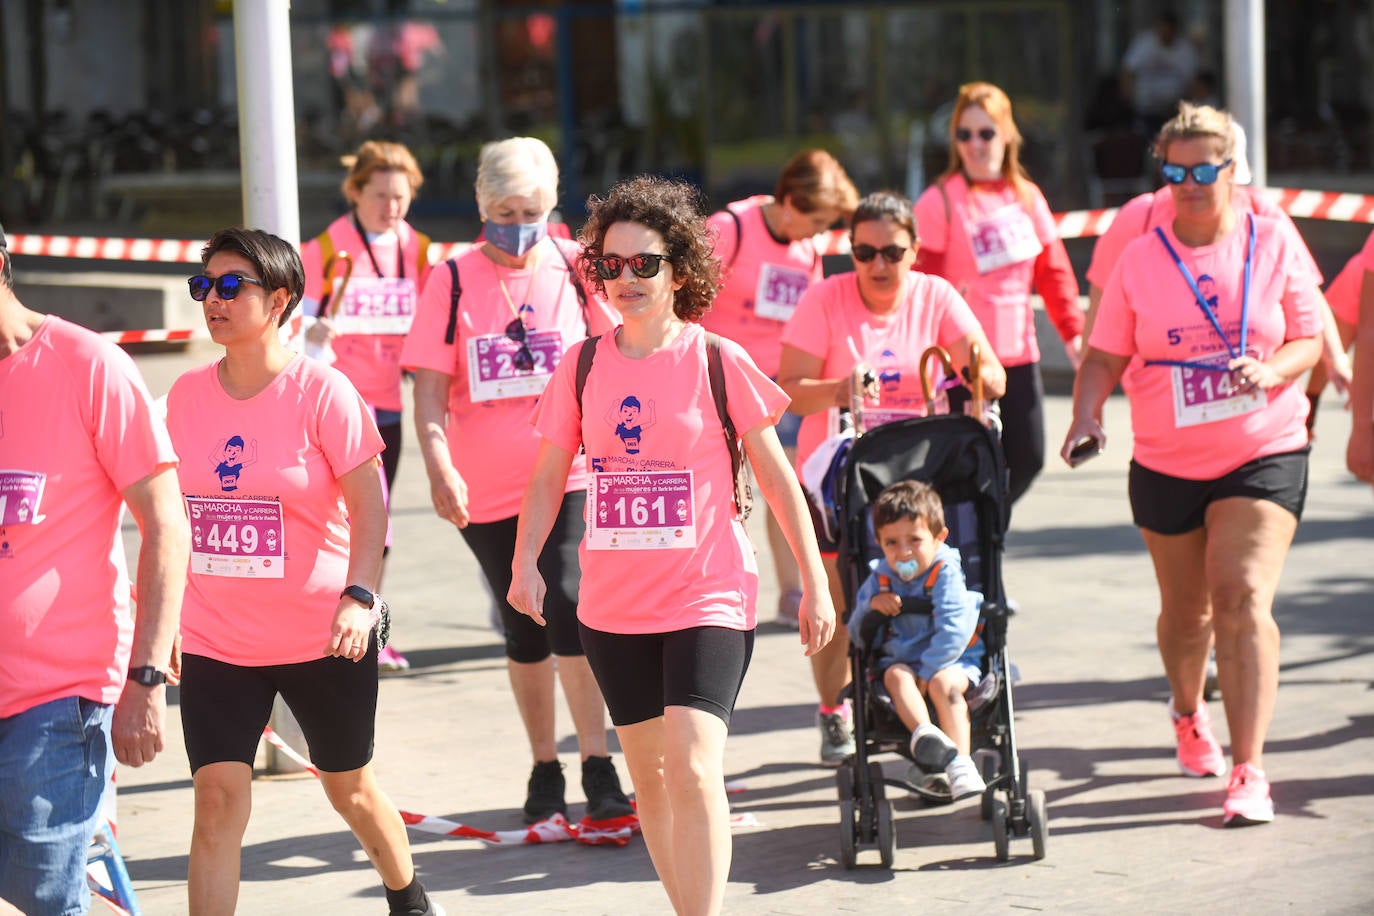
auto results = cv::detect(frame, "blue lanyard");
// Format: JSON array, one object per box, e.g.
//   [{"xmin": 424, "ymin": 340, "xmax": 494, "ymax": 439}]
[{"xmin": 1145, "ymin": 215, "xmax": 1254, "ymax": 372}]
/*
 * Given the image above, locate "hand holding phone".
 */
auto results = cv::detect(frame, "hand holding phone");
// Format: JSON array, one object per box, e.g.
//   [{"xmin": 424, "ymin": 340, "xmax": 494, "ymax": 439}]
[{"xmin": 1067, "ymin": 437, "xmax": 1102, "ymax": 467}]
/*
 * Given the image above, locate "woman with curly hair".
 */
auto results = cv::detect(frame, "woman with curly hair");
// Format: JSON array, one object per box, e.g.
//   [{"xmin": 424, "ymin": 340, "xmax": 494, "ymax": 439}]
[{"xmin": 509, "ymin": 175, "xmax": 835, "ymax": 915}]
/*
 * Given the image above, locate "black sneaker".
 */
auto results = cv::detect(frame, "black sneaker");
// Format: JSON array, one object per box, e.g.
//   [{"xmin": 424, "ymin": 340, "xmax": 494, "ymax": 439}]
[
  {"xmin": 581, "ymin": 755, "xmax": 634, "ymax": 821},
  {"xmin": 523, "ymin": 760, "xmax": 567, "ymax": 824}
]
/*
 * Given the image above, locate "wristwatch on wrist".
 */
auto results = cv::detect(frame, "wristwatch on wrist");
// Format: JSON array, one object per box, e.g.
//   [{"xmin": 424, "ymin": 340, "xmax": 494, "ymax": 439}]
[
  {"xmin": 127, "ymin": 665, "xmax": 167, "ymax": 687},
  {"xmin": 340, "ymin": 584, "xmax": 376, "ymax": 608}
]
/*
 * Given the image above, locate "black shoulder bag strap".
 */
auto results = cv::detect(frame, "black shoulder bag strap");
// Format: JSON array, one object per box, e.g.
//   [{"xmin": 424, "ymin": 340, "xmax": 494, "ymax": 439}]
[{"xmin": 443, "ymin": 259, "xmax": 462, "ymax": 345}]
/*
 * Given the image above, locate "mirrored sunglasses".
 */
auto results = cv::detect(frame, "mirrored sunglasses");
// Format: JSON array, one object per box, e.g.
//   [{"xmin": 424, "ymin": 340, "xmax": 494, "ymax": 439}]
[
  {"xmin": 955, "ymin": 127, "xmax": 998, "ymax": 143},
  {"xmin": 1160, "ymin": 159, "xmax": 1232, "ymax": 186},
  {"xmin": 851, "ymin": 244, "xmax": 908, "ymax": 264},
  {"xmin": 591, "ymin": 253, "xmax": 670, "ymax": 281},
  {"xmin": 504, "ymin": 317, "xmax": 535, "ymax": 372},
  {"xmin": 188, "ymin": 274, "xmax": 266, "ymax": 301}
]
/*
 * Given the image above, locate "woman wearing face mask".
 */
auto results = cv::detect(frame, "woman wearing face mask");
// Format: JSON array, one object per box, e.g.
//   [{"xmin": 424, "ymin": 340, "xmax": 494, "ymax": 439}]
[
  {"xmin": 914, "ymin": 82, "xmax": 1082, "ymax": 509},
  {"xmin": 401, "ymin": 137, "xmax": 632, "ymax": 827},
  {"xmin": 299, "ymin": 141, "xmax": 433, "ymax": 672},
  {"xmin": 776, "ymin": 190, "xmax": 1006, "ymax": 772},
  {"xmin": 700, "ymin": 149, "xmax": 859, "ymax": 639}
]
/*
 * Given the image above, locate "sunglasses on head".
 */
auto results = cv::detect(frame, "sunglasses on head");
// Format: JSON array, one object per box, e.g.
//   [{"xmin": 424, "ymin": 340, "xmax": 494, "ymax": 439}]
[
  {"xmin": 504, "ymin": 317, "xmax": 535, "ymax": 372},
  {"xmin": 955, "ymin": 127, "xmax": 998, "ymax": 143},
  {"xmin": 851, "ymin": 244, "xmax": 908, "ymax": 264},
  {"xmin": 591, "ymin": 253, "xmax": 670, "ymax": 281},
  {"xmin": 188, "ymin": 274, "xmax": 266, "ymax": 301},
  {"xmin": 1160, "ymin": 159, "xmax": 1232, "ymax": 186}
]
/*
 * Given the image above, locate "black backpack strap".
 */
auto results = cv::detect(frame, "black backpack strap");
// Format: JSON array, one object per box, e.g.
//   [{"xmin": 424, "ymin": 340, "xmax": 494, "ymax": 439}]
[
  {"xmin": 575, "ymin": 335, "xmax": 601, "ymax": 411},
  {"xmin": 551, "ymin": 238, "xmax": 591, "ymax": 333},
  {"xmin": 443, "ymin": 259, "xmax": 462, "ymax": 345},
  {"xmin": 725, "ymin": 207, "xmax": 744, "ymax": 270},
  {"xmin": 705, "ymin": 332, "xmax": 753, "ymax": 520}
]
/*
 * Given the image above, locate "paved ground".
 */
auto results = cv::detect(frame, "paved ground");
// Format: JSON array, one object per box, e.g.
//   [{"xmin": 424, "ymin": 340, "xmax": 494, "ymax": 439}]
[{"xmin": 113, "ymin": 345, "xmax": 1374, "ymax": 915}]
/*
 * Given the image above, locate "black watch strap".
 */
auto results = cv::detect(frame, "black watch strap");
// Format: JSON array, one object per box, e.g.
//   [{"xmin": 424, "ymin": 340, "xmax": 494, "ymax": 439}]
[
  {"xmin": 340, "ymin": 584, "xmax": 375, "ymax": 608},
  {"xmin": 127, "ymin": 665, "xmax": 167, "ymax": 687}
]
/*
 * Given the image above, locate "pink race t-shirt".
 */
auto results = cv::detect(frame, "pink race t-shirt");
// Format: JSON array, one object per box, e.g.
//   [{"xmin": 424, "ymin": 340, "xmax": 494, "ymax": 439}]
[
  {"xmin": 700, "ymin": 196, "xmax": 824, "ymax": 377},
  {"xmin": 1086, "ymin": 187, "xmax": 1322, "ymax": 290},
  {"xmin": 300, "ymin": 215, "xmax": 433, "ymax": 413},
  {"xmin": 1, "ymin": 317, "xmax": 178, "ymax": 718},
  {"xmin": 401, "ymin": 238, "xmax": 618, "ymax": 523},
  {"xmin": 1322, "ymin": 230, "xmax": 1374, "ymax": 327},
  {"xmin": 1092, "ymin": 215, "xmax": 1325, "ymax": 480},
  {"xmin": 781, "ymin": 271, "xmax": 981, "ymax": 472},
  {"xmin": 531, "ymin": 323, "xmax": 789, "ymax": 634},
  {"xmin": 166, "ymin": 355, "xmax": 384, "ymax": 666},
  {"xmin": 913, "ymin": 176, "xmax": 1059, "ymax": 366}
]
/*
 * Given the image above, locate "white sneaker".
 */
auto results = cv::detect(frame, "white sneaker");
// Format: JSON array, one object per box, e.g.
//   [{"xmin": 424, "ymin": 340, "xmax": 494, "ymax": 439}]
[{"xmin": 946, "ymin": 755, "xmax": 986, "ymax": 801}]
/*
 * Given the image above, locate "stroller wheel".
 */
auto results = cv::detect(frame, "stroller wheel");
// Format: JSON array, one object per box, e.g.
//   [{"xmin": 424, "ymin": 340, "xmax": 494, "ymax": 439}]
[
  {"xmin": 836, "ymin": 763, "xmax": 855, "ymax": 801},
  {"xmin": 838, "ymin": 799, "xmax": 858, "ymax": 869},
  {"xmin": 991, "ymin": 798, "xmax": 1011, "ymax": 862},
  {"xmin": 876, "ymin": 798, "xmax": 896, "ymax": 868},
  {"xmin": 980, "ymin": 783, "xmax": 996, "ymax": 822},
  {"xmin": 1027, "ymin": 789, "xmax": 1048, "ymax": 860}
]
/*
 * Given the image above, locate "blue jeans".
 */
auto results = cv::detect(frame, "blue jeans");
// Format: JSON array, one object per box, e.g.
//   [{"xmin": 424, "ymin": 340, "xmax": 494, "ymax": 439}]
[{"xmin": 0, "ymin": 696, "xmax": 113, "ymax": 915}]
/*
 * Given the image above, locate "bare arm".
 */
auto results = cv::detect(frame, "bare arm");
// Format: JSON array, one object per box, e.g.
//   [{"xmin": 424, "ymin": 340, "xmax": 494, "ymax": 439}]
[
  {"xmin": 329, "ymin": 458, "xmax": 388, "ymax": 660},
  {"xmin": 1316, "ymin": 294, "xmax": 1353, "ymax": 397},
  {"xmin": 412, "ymin": 367, "xmax": 469, "ymax": 528},
  {"xmin": 508, "ymin": 439, "xmax": 576, "ymax": 627},
  {"xmin": 945, "ymin": 327, "xmax": 1007, "ymax": 400},
  {"xmin": 742, "ymin": 421, "xmax": 835, "ymax": 656},
  {"xmin": 776, "ymin": 344, "xmax": 851, "ymax": 416},
  {"xmin": 113, "ymin": 466, "xmax": 189, "ymax": 767},
  {"xmin": 1059, "ymin": 347, "xmax": 1131, "ymax": 465}
]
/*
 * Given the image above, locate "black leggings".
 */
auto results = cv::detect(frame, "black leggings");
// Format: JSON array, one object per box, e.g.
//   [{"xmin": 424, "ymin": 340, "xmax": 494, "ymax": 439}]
[
  {"xmin": 459, "ymin": 491, "xmax": 586, "ymax": 663},
  {"xmin": 378, "ymin": 418, "xmax": 403, "ymax": 492},
  {"xmin": 999, "ymin": 361, "xmax": 1046, "ymax": 508}
]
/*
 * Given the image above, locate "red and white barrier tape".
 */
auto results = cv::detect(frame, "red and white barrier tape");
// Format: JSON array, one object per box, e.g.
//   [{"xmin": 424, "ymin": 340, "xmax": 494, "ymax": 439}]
[{"xmin": 11, "ymin": 186, "xmax": 1373, "ymax": 270}]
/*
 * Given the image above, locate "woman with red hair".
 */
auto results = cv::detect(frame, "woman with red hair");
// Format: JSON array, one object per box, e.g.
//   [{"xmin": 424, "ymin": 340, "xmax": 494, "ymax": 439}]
[{"xmin": 914, "ymin": 82, "xmax": 1082, "ymax": 509}]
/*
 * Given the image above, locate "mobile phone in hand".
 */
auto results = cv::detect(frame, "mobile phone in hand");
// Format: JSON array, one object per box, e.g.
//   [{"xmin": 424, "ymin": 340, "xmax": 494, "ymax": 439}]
[{"xmin": 1068, "ymin": 437, "xmax": 1102, "ymax": 467}]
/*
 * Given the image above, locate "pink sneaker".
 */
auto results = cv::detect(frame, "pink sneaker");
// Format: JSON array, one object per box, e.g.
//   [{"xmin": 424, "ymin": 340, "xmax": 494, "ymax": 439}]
[
  {"xmin": 1170, "ymin": 699, "xmax": 1225, "ymax": 777},
  {"xmin": 377, "ymin": 644, "xmax": 410, "ymax": 672},
  {"xmin": 1223, "ymin": 762, "xmax": 1274, "ymax": 827}
]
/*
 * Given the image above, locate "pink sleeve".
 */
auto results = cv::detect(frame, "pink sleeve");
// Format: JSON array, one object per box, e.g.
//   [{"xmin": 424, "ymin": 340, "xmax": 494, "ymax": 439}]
[
  {"xmin": 707, "ymin": 209, "xmax": 740, "ymax": 272},
  {"xmin": 1278, "ymin": 236, "xmax": 1327, "ymax": 341},
  {"xmin": 400, "ymin": 259, "xmax": 459, "ymax": 374},
  {"xmin": 314, "ymin": 369, "xmax": 386, "ymax": 479},
  {"xmin": 530, "ymin": 338, "xmax": 585, "ymax": 455},
  {"xmin": 718, "ymin": 337, "xmax": 791, "ymax": 433},
  {"xmin": 300, "ymin": 236, "xmax": 324, "ymax": 311},
  {"xmin": 779, "ymin": 281, "xmax": 833, "ymax": 359},
  {"xmin": 1086, "ymin": 195, "xmax": 1152, "ymax": 289},
  {"xmin": 1029, "ymin": 185, "xmax": 1060, "ymax": 246},
  {"xmin": 1362, "ymin": 229, "xmax": 1374, "ymax": 271},
  {"xmin": 88, "ymin": 342, "xmax": 179, "ymax": 490},
  {"xmin": 913, "ymin": 186, "xmax": 949, "ymax": 253},
  {"xmin": 1088, "ymin": 254, "xmax": 1139, "ymax": 358},
  {"xmin": 1324, "ymin": 255, "xmax": 1364, "ymax": 326}
]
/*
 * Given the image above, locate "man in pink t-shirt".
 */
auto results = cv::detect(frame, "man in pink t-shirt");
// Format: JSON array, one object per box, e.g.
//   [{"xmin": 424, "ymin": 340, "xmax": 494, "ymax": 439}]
[{"xmin": 0, "ymin": 226, "xmax": 188, "ymax": 915}]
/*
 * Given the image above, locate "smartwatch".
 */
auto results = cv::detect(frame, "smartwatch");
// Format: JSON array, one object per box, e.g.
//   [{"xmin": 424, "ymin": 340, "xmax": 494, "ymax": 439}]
[
  {"xmin": 340, "ymin": 584, "xmax": 376, "ymax": 608},
  {"xmin": 127, "ymin": 666, "xmax": 167, "ymax": 687}
]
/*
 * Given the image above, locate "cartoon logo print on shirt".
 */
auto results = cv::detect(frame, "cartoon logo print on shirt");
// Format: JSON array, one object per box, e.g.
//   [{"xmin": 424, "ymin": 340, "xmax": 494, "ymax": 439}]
[
  {"xmin": 878, "ymin": 349, "xmax": 902, "ymax": 392},
  {"xmin": 208, "ymin": 434, "xmax": 259, "ymax": 493},
  {"xmin": 605, "ymin": 395, "xmax": 657, "ymax": 456},
  {"xmin": 1196, "ymin": 276, "xmax": 1221, "ymax": 313},
  {"xmin": 16, "ymin": 499, "xmax": 30, "ymax": 524},
  {"xmin": 192, "ymin": 525, "xmax": 203, "ymax": 548}
]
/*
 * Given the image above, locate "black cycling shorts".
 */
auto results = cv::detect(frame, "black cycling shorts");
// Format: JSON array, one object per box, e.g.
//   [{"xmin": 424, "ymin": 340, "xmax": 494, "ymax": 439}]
[{"xmin": 1128, "ymin": 448, "xmax": 1309, "ymax": 535}]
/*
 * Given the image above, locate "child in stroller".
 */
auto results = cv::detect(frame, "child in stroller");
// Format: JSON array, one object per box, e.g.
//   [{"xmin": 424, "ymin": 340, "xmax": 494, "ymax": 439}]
[{"xmin": 846, "ymin": 479, "xmax": 987, "ymax": 801}]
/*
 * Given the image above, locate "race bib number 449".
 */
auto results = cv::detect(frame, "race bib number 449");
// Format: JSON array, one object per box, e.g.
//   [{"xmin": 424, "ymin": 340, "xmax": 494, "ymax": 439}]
[
  {"xmin": 186, "ymin": 496, "xmax": 285, "ymax": 578},
  {"xmin": 586, "ymin": 470, "xmax": 696, "ymax": 550}
]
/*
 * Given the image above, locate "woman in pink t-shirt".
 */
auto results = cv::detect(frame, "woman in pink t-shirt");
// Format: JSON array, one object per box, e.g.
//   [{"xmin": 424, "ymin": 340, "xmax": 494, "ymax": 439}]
[
  {"xmin": 300, "ymin": 140, "xmax": 433, "ymax": 671},
  {"xmin": 701, "ymin": 149, "xmax": 859, "ymax": 628},
  {"xmin": 1063, "ymin": 105, "xmax": 1324, "ymax": 829},
  {"xmin": 167, "ymin": 229, "xmax": 440, "ymax": 914},
  {"xmin": 510, "ymin": 176, "xmax": 835, "ymax": 916},
  {"xmin": 776, "ymin": 189, "xmax": 1005, "ymax": 769},
  {"xmin": 914, "ymin": 82, "xmax": 1082, "ymax": 508},
  {"xmin": 401, "ymin": 137, "xmax": 632, "ymax": 828}
]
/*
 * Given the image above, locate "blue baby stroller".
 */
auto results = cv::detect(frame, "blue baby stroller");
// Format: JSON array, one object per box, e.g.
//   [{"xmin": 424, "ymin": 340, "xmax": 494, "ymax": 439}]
[{"xmin": 825, "ymin": 347, "xmax": 1048, "ymax": 866}]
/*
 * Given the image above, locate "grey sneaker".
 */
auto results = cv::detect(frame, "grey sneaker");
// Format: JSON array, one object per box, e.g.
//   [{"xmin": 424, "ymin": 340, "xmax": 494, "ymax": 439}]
[
  {"xmin": 945, "ymin": 754, "xmax": 987, "ymax": 801},
  {"xmin": 819, "ymin": 709, "xmax": 855, "ymax": 766},
  {"xmin": 910, "ymin": 724, "xmax": 959, "ymax": 773}
]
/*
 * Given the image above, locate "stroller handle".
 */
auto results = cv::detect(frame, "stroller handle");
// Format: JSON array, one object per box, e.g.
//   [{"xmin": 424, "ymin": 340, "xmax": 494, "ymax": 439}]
[
  {"xmin": 321, "ymin": 250, "xmax": 355, "ymax": 318},
  {"xmin": 918, "ymin": 343, "xmax": 988, "ymax": 426},
  {"xmin": 919, "ymin": 346, "xmax": 956, "ymax": 415},
  {"xmin": 969, "ymin": 341, "xmax": 986, "ymax": 423}
]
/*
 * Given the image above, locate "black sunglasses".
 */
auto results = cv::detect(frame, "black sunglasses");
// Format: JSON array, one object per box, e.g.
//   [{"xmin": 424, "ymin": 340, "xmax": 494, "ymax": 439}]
[
  {"xmin": 591, "ymin": 253, "xmax": 670, "ymax": 281},
  {"xmin": 504, "ymin": 317, "xmax": 535, "ymax": 372},
  {"xmin": 1160, "ymin": 159, "xmax": 1233, "ymax": 186},
  {"xmin": 851, "ymin": 244, "xmax": 908, "ymax": 264},
  {"xmin": 188, "ymin": 274, "xmax": 266, "ymax": 301},
  {"xmin": 955, "ymin": 127, "xmax": 998, "ymax": 143}
]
